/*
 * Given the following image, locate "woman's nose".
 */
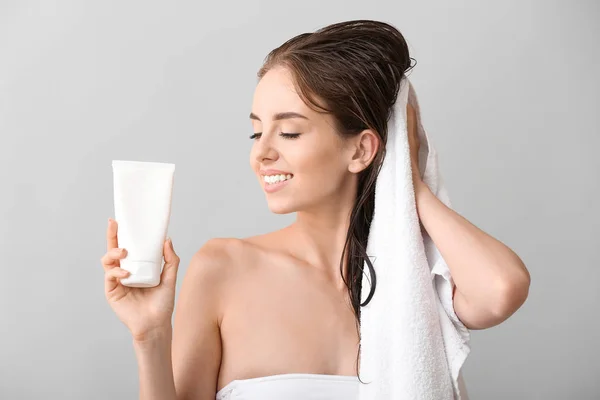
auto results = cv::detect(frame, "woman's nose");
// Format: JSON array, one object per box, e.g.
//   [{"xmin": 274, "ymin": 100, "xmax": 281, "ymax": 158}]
[{"xmin": 254, "ymin": 134, "xmax": 279, "ymax": 163}]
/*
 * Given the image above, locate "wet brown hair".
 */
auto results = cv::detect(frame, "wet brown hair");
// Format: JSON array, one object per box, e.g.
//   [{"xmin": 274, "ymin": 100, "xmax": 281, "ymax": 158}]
[{"xmin": 257, "ymin": 19, "xmax": 416, "ymax": 383}]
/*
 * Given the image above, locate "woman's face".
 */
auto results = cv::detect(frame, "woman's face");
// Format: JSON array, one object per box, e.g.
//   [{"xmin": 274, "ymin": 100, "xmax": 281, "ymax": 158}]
[{"xmin": 249, "ymin": 66, "xmax": 356, "ymax": 215}]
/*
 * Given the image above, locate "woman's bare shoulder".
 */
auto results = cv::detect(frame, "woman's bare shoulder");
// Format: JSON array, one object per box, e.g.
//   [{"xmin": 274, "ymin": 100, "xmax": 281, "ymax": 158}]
[
  {"xmin": 189, "ymin": 231, "xmax": 288, "ymax": 284},
  {"xmin": 196, "ymin": 237, "xmax": 244, "ymax": 255},
  {"xmin": 190, "ymin": 237, "xmax": 247, "ymax": 272},
  {"xmin": 190, "ymin": 236, "xmax": 266, "ymax": 276}
]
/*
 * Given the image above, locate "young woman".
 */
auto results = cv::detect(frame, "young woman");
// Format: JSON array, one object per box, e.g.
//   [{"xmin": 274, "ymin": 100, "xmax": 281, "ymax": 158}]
[{"xmin": 101, "ymin": 19, "xmax": 530, "ymax": 400}]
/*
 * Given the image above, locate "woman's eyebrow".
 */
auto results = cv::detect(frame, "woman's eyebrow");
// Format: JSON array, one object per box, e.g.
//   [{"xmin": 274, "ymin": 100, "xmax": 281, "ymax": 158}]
[{"xmin": 249, "ymin": 111, "xmax": 309, "ymax": 121}]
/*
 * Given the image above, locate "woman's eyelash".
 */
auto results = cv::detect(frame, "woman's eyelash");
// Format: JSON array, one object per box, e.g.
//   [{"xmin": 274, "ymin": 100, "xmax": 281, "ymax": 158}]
[{"xmin": 249, "ymin": 132, "xmax": 301, "ymax": 140}]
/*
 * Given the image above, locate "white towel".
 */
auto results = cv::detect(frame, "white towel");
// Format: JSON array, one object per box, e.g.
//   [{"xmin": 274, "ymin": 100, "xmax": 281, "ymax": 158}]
[{"xmin": 358, "ymin": 77, "xmax": 471, "ymax": 400}]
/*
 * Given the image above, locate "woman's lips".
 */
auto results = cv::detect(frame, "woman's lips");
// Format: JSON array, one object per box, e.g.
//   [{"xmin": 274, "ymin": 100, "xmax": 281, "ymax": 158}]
[{"xmin": 264, "ymin": 177, "xmax": 292, "ymax": 193}]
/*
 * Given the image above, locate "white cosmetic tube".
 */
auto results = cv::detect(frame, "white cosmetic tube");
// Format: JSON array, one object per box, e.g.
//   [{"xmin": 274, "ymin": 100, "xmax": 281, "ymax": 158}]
[{"xmin": 112, "ymin": 160, "xmax": 175, "ymax": 287}]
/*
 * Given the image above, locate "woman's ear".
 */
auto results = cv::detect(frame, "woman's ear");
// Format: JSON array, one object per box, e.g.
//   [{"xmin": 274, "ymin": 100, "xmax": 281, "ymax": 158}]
[{"xmin": 348, "ymin": 129, "xmax": 380, "ymax": 174}]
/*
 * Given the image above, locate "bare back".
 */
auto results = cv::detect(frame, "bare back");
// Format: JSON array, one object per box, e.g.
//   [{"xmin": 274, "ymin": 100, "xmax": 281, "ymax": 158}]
[{"xmin": 215, "ymin": 230, "xmax": 360, "ymax": 393}]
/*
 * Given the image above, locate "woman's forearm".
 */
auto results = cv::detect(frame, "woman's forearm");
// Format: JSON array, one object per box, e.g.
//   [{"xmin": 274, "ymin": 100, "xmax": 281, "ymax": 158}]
[{"xmin": 133, "ymin": 326, "xmax": 177, "ymax": 400}]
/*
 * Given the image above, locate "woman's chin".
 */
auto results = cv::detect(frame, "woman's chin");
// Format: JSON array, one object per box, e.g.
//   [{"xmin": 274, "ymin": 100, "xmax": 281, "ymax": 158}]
[{"xmin": 267, "ymin": 202, "xmax": 296, "ymax": 215}]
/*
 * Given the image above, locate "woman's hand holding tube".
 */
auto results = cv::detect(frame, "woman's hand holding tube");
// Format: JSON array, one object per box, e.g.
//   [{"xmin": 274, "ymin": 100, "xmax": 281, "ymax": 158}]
[{"xmin": 102, "ymin": 218, "xmax": 180, "ymax": 342}]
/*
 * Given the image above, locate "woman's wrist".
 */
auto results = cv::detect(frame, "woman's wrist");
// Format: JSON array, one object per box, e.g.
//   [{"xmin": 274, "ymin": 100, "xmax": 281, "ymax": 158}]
[
  {"xmin": 132, "ymin": 324, "xmax": 177, "ymax": 400},
  {"xmin": 133, "ymin": 324, "xmax": 173, "ymax": 349}
]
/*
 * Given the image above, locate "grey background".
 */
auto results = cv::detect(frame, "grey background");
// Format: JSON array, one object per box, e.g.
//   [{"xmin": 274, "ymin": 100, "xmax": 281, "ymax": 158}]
[{"xmin": 1, "ymin": 1, "xmax": 598, "ymax": 399}]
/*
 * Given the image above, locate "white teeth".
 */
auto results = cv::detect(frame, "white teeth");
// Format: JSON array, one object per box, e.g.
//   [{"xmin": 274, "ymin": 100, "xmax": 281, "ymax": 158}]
[{"xmin": 263, "ymin": 174, "xmax": 293, "ymax": 184}]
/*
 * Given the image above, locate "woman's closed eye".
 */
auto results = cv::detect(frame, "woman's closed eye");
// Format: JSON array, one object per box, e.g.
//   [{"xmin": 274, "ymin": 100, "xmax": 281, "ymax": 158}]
[{"xmin": 249, "ymin": 132, "xmax": 301, "ymax": 140}]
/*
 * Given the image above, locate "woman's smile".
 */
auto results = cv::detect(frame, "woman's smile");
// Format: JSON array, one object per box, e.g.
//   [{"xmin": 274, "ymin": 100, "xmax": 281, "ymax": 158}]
[{"xmin": 263, "ymin": 174, "xmax": 293, "ymax": 193}]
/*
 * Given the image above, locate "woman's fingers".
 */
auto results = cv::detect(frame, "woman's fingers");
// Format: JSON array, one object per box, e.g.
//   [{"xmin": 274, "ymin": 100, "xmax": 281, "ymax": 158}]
[
  {"xmin": 101, "ymin": 248, "xmax": 128, "ymax": 271},
  {"xmin": 106, "ymin": 218, "xmax": 119, "ymax": 252},
  {"xmin": 105, "ymin": 267, "xmax": 130, "ymax": 293},
  {"xmin": 164, "ymin": 238, "xmax": 179, "ymax": 264},
  {"xmin": 160, "ymin": 238, "xmax": 180, "ymax": 287}
]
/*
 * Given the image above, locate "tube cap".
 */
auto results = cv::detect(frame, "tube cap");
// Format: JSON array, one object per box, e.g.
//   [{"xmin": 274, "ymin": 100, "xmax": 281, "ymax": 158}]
[{"xmin": 120, "ymin": 260, "xmax": 161, "ymax": 288}]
